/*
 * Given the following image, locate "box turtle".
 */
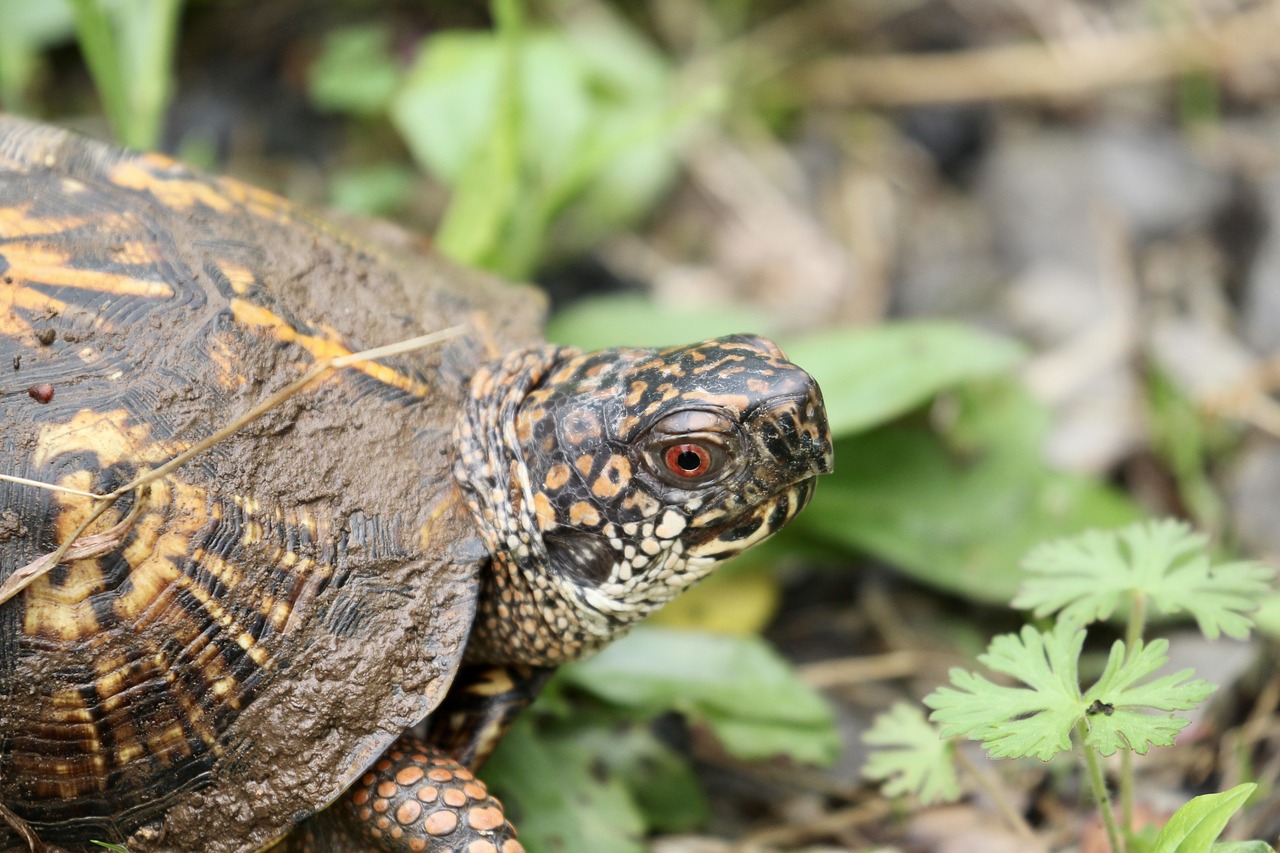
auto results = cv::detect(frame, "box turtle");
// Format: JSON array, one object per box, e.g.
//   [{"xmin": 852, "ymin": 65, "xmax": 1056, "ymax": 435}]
[{"xmin": 0, "ymin": 114, "xmax": 833, "ymax": 853}]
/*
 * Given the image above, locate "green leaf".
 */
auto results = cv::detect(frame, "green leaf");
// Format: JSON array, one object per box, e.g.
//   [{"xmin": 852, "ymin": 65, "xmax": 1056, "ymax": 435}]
[
  {"xmin": 390, "ymin": 16, "xmax": 697, "ymax": 277},
  {"xmin": 546, "ymin": 294, "xmax": 777, "ymax": 350},
  {"xmin": 1080, "ymin": 637, "xmax": 1215, "ymax": 756},
  {"xmin": 307, "ymin": 24, "xmax": 401, "ymax": 116},
  {"xmin": 326, "ymin": 163, "xmax": 417, "ymax": 217},
  {"xmin": 862, "ymin": 703, "xmax": 961, "ymax": 804},
  {"xmin": 69, "ymin": 0, "xmax": 182, "ymax": 149},
  {"xmin": 90, "ymin": 844, "xmax": 130, "ymax": 852},
  {"xmin": 1014, "ymin": 520, "xmax": 1275, "ymax": 639},
  {"xmin": 925, "ymin": 622, "xmax": 1216, "ymax": 761},
  {"xmin": 780, "ymin": 323, "xmax": 1024, "ymax": 439},
  {"xmin": 0, "ymin": 0, "xmax": 75, "ymax": 109},
  {"xmin": 797, "ymin": 422, "xmax": 1140, "ymax": 603},
  {"xmin": 1150, "ymin": 783, "xmax": 1257, "ymax": 853},
  {"xmin": 1211, "ymin": 843, "xmax": 1274, "ymax": 853},
  {"xmin": 570, "ymin": 725, "xmax": 710, "ymax": 832},
  {"xmin": 485, "ymin": 717, "xmax": 646, "ymax": 853},
  {"xmin": 560, "ymin": 627, "xmax": 839, "ymax": 765}
]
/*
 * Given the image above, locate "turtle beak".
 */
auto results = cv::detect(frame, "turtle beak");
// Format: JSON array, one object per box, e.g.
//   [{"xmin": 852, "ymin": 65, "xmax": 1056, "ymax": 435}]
[{"xmin": 745, "ymin": 378, "xmax": 834, "ymax": 486}]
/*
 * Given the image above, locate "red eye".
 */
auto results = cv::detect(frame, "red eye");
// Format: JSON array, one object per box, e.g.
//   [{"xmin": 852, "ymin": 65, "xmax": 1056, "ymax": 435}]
[{"xmin": 665, "ymin": 444, "xmax": 711, "ymax": 478}]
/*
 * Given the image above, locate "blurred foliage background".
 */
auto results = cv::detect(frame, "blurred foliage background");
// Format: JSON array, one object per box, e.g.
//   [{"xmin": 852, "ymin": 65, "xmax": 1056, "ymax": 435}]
[{"xmin": 8, "ymin": 0, "xmax": 1280, "ymax": 850}]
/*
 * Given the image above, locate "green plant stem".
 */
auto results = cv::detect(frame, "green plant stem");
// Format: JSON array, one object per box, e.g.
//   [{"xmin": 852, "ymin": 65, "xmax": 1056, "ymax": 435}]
[
  {"xmin": 1125, "ymin": 592, "xmax": 1148, "ymax": 652},
  {"xmin": 1079, "ymin": 723, "xmax": 1124, "ymax": 853},
  {"xmin": 1117, "ymin": 590, "xmax": 1147, "ymax": 833}
]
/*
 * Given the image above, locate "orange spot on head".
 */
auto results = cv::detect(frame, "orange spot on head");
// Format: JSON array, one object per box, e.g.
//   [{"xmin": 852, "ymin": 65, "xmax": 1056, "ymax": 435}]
[{"xmin": 568, "ymin": 501, "xmax": 601, "ymax": 527}]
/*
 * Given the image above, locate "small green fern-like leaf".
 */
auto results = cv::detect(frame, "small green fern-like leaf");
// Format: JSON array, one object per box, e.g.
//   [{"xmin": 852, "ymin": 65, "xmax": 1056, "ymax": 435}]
[
  {"xmin": 1014, "ymin": 520, "xmax": 1274, "ymax": 639},
  {"xmin": 925, "ymin": 622, "xmax": 1216, "ymax": 761},
  {"xmin": 862, "ymin": 703, "xmax": 961, "ymax": 804}
]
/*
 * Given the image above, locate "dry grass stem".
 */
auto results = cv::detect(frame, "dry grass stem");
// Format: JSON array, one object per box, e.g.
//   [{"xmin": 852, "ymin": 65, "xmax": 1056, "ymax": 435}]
[
  {"xmin": 798, "ymin": 650, "xmax": 930, "ymax": 688},
  {"xmin": 0, "ymin": 474, "xmax": 100, "ymax": 499},
  {"xmin": 740, "ymin": 798, "xmax": 892, "ymax": 849},
  {"xmin": 792, "ymin": 2, "xmax": 1280, "ymax": 105}
]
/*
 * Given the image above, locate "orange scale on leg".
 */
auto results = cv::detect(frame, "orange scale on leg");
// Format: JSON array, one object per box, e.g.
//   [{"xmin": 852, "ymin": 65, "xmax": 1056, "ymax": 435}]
[{"xmin": 424, "ymin": 810, "xmax": 459, "ymax": 836}]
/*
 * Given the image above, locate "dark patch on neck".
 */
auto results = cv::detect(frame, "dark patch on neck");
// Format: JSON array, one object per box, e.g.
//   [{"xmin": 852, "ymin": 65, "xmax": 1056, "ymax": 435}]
[{"xmin": 544, "ymin": 528, "xmax": 616, "ymax": 587}]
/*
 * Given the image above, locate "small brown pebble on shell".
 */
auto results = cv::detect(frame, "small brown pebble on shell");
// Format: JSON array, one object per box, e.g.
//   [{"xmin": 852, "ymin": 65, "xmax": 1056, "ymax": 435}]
[
  {"xmin": 36, "ymin": 328, "xmax": 55, "ymax": 345},
  {"xmin": 27, "ymin": 383, "xmax": 53, "ymax": 403}
]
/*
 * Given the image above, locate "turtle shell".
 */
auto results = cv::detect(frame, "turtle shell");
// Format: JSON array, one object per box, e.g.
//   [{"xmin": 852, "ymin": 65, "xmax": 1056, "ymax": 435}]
[{"xmin": 0, "ymin": 115, "xmax": 545, "ymax": 852}]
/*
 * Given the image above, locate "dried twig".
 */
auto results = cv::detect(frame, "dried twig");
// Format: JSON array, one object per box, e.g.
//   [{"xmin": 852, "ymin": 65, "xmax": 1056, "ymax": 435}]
[
  {"xmin": 792, "ymin": 2, "xmax": 1280, "ymax": 106},
  {"xmin": 0, "ymin": 325, "xmax": 466, "ymax": 607},
  {"xmin": 0, "ymin": 800, "xmax": 42, "ymax": 852}
]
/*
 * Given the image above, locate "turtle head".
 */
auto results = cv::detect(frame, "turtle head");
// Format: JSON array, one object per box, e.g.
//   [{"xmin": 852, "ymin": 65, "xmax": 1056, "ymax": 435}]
[{"xmin": 455, "ymin": 335, "xmax": 831, "ymax": 665}]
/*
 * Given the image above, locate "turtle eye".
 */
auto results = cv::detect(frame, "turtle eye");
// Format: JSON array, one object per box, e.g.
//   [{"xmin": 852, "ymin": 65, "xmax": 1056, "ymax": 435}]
[
  {"xmin": 665, "ymin": 443, "xmax": 712, "ymax": 478},
  {"xmin": 652, "ymin": 440, "xmax": 727, "ymax": 487},
  {"xmin": 641, "ymin": 409, "xmax": 737, "ymax": 488}
]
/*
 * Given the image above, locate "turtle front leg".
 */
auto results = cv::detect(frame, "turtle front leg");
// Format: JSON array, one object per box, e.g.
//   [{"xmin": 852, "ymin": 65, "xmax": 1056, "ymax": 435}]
[
  {"xmin": 281, "ymin": 664, "xmax": 552, "ymax": 853},
  {"xmin": 279, "ymin": 734, "xmax": 522, "ymax": 853}
]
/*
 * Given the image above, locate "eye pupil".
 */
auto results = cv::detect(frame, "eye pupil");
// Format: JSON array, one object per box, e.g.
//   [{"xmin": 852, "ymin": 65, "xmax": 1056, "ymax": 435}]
[
  {"xmin": 676, "ymin": 450, "xmax": 701, "ymax": 471},
  {"xmin": 664, "ymin": 443, "xmax": 712, "ymax": 479}
]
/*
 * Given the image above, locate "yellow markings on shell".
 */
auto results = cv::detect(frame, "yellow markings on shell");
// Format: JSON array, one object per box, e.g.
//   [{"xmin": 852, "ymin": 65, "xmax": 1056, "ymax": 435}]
[
  {"xmin": 190, "ymin": 547, "xmax": 245, "ymax": 590},
  {"xmin": 144, "ymin": 721, "xmax": 194, "ymax": 761},
  {"xmin": 230, "ymin": 297, "xmax": 430, "ymax": 397},
  {"xmin": 417, "ymin": 495, "xmax": 452, "ymax": 552},
  {"xmin": 0, "ymin": 241, "xmax": 173, "ymax": 297},
  {"xmin": 0, "ymin": 203, "xmax": 89, "ymax": 236},
  {"xmin": 172, "ymin": 571, "xmax": 269, "ymax": 666},
  {"xmin": 0, "ymin": 275, "xmax": 68, "ymax": 339},
  {"xmin": 591, "ymin": 455, "xmax": 631, "ymax": 500},
  {"xmin": 574, "ymin": 454, "xmax": 594, "ymax": 477},
  {"xmin": 214, "ymin": 259, "xmax": 256, "ymax": 295},
  {"xmin": 107, "ymin": 239, "xmax": 159, "ymax": 266},
  {"xmin": 116, "ymin": 740, "xmax": 145, "ymax": 766},
  {"xmin": 215, "ymin": 173, "xmax": 301, "ymax": 226},
  {"xmin": 108, "ymin": 154, "xmax": 234, "ymax": 213},
  {"xmin": 111, "ymin": 557, "xmax": 184, "ymax": 629},
  {"xmin": 207, "ymin": 333, "xmax": 247, "ymax": 389},
  {"xmin": 32, "ymin": 407, "xmax": 161, "ymax": 470},
  {"xmin": 23, "ymin": 573, "xmax": 103, "ymax": 640},
  {"xmin": 568, "ymin": 501, "xmax": 601, "ymax": 527},
  {"xmin": 240, "ymin": 518, "xmax": 265, "ymax": 547}
]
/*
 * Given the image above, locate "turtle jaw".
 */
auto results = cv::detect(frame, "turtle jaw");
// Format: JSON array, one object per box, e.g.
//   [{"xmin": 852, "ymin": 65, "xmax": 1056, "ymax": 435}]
[{"xmin": 683, "ymin": 476, "xmax": 818, "ymax": 566}]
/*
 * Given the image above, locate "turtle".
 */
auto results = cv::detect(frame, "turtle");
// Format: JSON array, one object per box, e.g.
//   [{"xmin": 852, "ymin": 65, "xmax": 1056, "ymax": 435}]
[{"xmin": 0, "ymin": 113, "xmax": 833, "ymax": 853}]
